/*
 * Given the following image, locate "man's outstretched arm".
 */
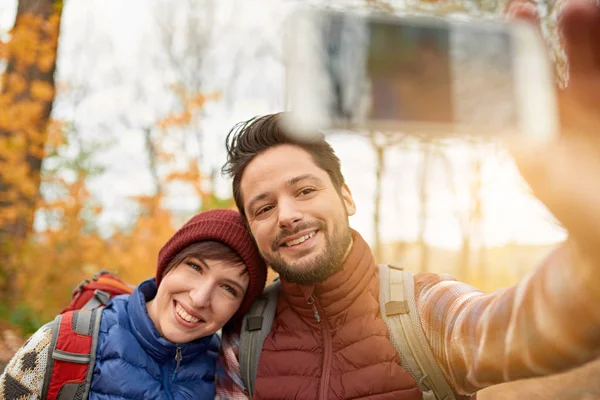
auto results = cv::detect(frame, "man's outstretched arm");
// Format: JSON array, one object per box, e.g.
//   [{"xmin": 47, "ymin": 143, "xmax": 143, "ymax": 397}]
[
  {"xmin": 417, "ymin": 0, "xmax": 600, "ymax": 394},
  {"xmin": 415, "ymin": 240, "xmax": 600, "ymax": 395}
]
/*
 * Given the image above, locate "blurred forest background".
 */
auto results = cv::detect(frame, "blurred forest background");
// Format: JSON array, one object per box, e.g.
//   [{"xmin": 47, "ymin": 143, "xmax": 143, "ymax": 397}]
[{"xmin": 1, "ymin": 0, "xmax": 598, "ymax": 398}]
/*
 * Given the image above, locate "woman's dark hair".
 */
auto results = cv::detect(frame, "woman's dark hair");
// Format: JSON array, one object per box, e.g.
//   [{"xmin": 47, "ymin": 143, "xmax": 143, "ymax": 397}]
[{"xmin": 222, "ymin": 112, "xmax": 345, "ymax": 217}]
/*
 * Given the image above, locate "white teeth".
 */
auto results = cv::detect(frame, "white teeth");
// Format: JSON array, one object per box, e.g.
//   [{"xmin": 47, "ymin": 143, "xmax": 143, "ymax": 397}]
[
  {"xmin": 285, "ymin": 231, "xmax": 315, "ymax": 247},
  {"xmin": 175, "ymin": 303, "xmax": 200, "ymax": 323}
]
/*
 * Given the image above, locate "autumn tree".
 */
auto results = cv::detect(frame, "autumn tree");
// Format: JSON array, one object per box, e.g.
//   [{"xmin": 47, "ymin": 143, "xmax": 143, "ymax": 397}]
[
  {"xmin": 0, "ymin": 0, "xmax": 63, "ymax": 308},
  {"xmin": 127, "ymin": 0, "xmax": 233, "ymax": 214},
  {"xmin": 0, "ymin": 0, "xmax": 232, "ymax": 325}
]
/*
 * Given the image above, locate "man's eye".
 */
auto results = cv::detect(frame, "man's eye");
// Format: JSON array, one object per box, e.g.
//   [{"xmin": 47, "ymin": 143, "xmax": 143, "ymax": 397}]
[
  {"xmin": 299, "ymin": 188, "xmax": 315, "ymax": 196},
  {"xmin": 256, "ymin": 205, "xmax": 273, "ymax": 216}
]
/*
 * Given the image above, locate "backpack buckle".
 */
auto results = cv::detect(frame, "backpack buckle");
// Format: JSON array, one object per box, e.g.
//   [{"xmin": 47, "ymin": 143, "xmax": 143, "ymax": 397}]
[
  {"xmin": 92, "ymin": 269, "xmax": 109, "ymax": 281},
  {"xmin": 72, "ymin": 270, "xmax": 112, "ymax": 297},
  {"xmin": 94, "ymin": 289, "xmax": 111, "ymax": 305},
  {"xmin": 72, "ymin": 278, "xmax": 91, "ymax": 297}
]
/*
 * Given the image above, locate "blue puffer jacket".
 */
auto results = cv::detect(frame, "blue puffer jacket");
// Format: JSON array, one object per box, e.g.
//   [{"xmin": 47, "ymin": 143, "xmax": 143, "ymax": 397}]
[{"xmin": 89, "ymin": 278, "xmax": 219, "ymax": 400}]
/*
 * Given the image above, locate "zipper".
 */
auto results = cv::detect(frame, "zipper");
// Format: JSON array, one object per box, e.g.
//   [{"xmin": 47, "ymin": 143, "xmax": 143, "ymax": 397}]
[
  {"xmin": 162, "ymin": 346, "xmax": 182, "ymax": 400},
  {"xmin": 162, "ymin": 366, "xmax": 175, "ymax": 400},
  {"xmin": 306, "ymin": 295, "xmax": 320, "ymax": 322},
  {"xmin": 175, "ymin": 346, "xmax": 182, "ymax": 371},
  {"xmin": 308, "ymin": 295, "xmax": 332, "ymax": 400},
  {"xmin": 172, "ymin": 346, "xmax": 182, "ymax": 381}
]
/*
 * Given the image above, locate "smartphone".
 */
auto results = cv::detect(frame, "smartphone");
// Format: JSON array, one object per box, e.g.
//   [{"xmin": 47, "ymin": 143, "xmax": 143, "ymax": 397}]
[{"xmin": 283, "ymin": 9, "xmax": 558, "ymax": 141}]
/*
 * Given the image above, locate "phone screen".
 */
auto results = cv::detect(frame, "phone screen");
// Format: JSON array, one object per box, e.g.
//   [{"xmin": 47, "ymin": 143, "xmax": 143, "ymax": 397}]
[{"xmin": 319, "ymin": 13, "xmax": 520, "ymax": 132}]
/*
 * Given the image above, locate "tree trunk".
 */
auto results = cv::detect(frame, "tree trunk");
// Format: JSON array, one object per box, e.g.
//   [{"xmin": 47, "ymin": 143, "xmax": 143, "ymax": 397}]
[
  {"xmin": 418, "ymin": 145, "xmax": 432, "ymax": 273},
  {"xmin": 143, "ymin": 126, "xmax": 161, "ymax": 197},
  {"xmin": 470, "ymin": 157, "xmax": 486, "ymax": 283},
  {"xmin": 0, "ymin": 0, "xmax": 63, "ymax": 306},
  {"xmin": 372, "ymin": 140, "xmax": 385, "ymax": 263}
]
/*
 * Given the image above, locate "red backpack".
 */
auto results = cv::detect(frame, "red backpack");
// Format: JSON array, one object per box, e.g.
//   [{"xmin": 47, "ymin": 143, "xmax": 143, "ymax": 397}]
[{"xmin": 40, "ymin": 270, "xmax": 134, "ymax": 400}]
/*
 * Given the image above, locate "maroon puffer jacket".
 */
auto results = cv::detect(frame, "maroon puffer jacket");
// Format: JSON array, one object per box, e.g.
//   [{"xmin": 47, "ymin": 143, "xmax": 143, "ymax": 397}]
[{"xmin": 253, "ymin": 231, "xmax": 423, "ymax": 400}]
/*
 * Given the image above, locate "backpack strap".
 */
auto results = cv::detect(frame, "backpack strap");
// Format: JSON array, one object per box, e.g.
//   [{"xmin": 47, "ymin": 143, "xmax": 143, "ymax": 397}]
[
  {"xmin": 41, "ymin": 307, "xmax": 104, "ymax": 400},
  {"xmin": 80, "ymin": 289, "xmax": 111, "ymax": 311},
  {"xmin": 239, "ymin": 279, "xmax": 281, "ymax": 397},
  {"xmin": 379, "ymin": 263, "xmax": 457, "ymax": 400}
]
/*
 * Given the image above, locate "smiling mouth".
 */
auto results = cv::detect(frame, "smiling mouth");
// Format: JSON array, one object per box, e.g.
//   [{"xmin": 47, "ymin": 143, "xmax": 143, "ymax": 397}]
[
  {"xmin": 282, "ymin": 231, "xmax": 316, "ymax": 247},
  {"xmin": 175, "ymin": 301, "xmax": 203, "ymax": 324}
]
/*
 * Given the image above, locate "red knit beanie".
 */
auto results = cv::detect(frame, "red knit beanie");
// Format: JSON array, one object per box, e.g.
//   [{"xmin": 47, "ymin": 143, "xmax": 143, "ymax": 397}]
[{"xmin": 156, "ymin": 209, "xmax": 267, "ymax": 320}]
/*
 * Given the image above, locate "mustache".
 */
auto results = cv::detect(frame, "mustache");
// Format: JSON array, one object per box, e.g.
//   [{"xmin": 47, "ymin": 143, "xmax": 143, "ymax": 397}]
[{"xmin": 271, "ymin": 221, "xmax": 325, "ymax": 251}]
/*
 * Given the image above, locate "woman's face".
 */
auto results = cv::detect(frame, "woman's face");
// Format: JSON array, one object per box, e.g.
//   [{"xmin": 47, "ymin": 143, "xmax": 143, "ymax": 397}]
[{"xmin": 148, "ymin": 257, "xmax": 249, "ymax": 344}]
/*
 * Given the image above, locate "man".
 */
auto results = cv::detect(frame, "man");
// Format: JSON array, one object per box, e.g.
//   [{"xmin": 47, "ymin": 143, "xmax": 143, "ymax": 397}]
[{"xmin": 217, "ymin": 1, "xmax": 600, "ymax": 398}]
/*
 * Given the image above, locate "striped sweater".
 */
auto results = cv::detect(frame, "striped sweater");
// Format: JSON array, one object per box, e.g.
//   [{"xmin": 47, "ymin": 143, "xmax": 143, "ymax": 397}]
[{"xmin": 0, "ymin": 324, "xmax": 52, "ymax": 400}]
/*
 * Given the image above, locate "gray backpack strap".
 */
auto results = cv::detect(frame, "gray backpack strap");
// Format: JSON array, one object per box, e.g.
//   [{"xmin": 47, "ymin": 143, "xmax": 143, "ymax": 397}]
[
  {"xmin": 239, "ymin": 279, "xmax": 281, "ymax": 397},
  {"xmin": 379, "ymin": 264, "xmax": 457, "ymax": 400},
  {"xmin": 41, "ymin": 315, "xmax": 62, "ymax": 399},
  {"xmin": 41, "ymin": 307, "xmax": 104, "ymax": 400},
  {"xmin": 81, "ymin": 289, "xmax": 112, "ymax": 311}
]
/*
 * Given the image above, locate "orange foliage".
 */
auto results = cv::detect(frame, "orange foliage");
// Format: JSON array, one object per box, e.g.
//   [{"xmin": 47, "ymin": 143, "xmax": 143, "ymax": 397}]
[
  {"xmin": 108, "ymin": 194, "xmax": 178, "ymax": 285},
  {"xmin": 0, "ymin": 40, "xmax": 7, "ymax": 59},
  {"xmin": 11, "ymin": 102, "xmax": 228, "ymax": 322},
  {"xmin": 0, "ymin": 1, "xmax": 63, "ymax": 311},
  {"xmin": 13, "ymin": 168, "xmax": 181, "ymax": 321},
  {"xmin": 17, "ymin": 176, "xmax": 108, "ymax": 313},
  {"xmin": 30, "ymin": 79, "xmax": 55, "ymax": 101},
  {"xmin": 157, "ymin": 87, "xmax": 219, "ymax": 129},
  {"xmin": 1, "ymin": 6, "xmax": 229, "ymax": 324}
]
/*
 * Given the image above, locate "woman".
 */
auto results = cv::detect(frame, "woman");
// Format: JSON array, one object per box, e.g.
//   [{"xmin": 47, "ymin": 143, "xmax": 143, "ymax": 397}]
[{"xmin": 0, "ymin": 209, "xmax": 267, "ymax": 399}]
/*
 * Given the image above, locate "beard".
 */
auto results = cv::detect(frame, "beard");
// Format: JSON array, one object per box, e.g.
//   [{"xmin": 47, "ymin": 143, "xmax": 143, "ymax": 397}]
[{"xmin": 265, "ymin": 219, "xmax": 352, "ymax": 285}]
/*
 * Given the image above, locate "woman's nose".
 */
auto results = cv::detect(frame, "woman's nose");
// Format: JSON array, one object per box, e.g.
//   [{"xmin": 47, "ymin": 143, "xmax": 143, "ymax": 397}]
[{"xmin": 189, "ymin": 284, "xmax": 212, "ymax": 309}]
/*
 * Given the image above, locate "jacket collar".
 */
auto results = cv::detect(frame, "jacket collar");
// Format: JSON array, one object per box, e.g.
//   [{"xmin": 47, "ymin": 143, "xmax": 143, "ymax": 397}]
[
  {"xmin": 279, "ymin": 230, "xmax": 378, "ymax": 324},
  {"xmin": 127, "ymin": 278, "xmax": 215, "ymax": 365}
]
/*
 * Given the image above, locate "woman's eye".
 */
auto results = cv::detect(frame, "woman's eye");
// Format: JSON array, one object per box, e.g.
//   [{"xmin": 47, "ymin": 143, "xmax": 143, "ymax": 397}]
[
  {"xmin": 187, "ymin": 262, "xmax": 203, "ymax": 272},
  {"xmin": 222, "ymin": 285, "xmax": 238, "ymax": 297}
]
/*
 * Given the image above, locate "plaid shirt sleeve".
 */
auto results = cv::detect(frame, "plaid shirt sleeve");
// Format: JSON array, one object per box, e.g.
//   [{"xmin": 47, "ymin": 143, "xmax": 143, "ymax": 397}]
[
  {"xmin": 216, "ymin": 326, "xmax": 249, "ymax": 400},
  {"xmin": 414, "ymin": 240, "xmax": 600, "ymax": 395}
]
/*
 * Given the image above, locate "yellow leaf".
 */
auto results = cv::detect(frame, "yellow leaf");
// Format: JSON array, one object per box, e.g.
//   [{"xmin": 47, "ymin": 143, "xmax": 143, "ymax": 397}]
[
  {"xmin": 31, "ymin": 80, "xmax": 55, "ymax": 101},
  {"xmin": 46, "ymin": 120, "xmax": 66, "ymax": 150},
  {"xmin": 7, "ymin": 73, "xmax": 28, "ymax": 95}
]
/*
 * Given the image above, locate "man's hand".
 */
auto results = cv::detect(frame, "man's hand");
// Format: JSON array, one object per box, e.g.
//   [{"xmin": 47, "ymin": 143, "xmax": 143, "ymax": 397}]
[{"xmin": 507, "ymin": 0, "xmax": 600, "ymax": 259}]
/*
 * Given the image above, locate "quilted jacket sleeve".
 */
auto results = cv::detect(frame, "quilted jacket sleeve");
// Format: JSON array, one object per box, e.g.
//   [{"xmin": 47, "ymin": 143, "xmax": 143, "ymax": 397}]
[{"xmin": 414, "ymin": 240, "xmax": 600, "ymax": 395}]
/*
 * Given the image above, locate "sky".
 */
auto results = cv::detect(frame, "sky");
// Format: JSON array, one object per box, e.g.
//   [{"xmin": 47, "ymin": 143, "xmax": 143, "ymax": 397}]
[{"xmin": 0, "ymin": 0, "xmax": 566, "ymax": 250}]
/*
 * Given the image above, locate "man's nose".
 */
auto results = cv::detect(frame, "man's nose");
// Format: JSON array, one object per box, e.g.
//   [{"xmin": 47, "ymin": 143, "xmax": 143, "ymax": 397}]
[{"xmin": 278, "ymin": 198, "xmax": 302, "ymax": 228}]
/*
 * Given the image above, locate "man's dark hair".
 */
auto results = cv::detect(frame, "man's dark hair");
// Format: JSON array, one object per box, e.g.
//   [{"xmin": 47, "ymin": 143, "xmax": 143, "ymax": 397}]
[{"xmin": 222, "ymin": 112, "xmax": 345, "ymax": 217}]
